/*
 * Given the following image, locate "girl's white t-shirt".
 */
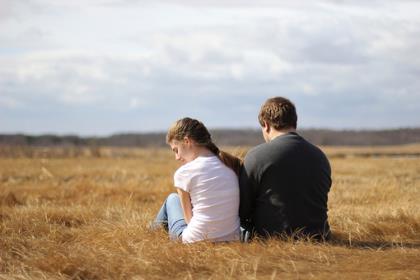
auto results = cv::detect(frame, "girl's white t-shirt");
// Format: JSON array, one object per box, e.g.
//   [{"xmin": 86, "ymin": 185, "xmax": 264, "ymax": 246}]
[{"xmin": 174, "ymin": 155, "xmax": 240, "ymax": 243}]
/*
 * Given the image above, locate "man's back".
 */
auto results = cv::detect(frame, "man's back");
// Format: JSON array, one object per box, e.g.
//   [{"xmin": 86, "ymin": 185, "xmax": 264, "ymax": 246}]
[{"xmin": 239, "ymin": 132, "xmax": 332, "ymax": 239}]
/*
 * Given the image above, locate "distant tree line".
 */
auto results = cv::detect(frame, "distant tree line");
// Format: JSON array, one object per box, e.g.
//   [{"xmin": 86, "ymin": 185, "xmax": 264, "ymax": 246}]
[{"xmin": 0, "ymin": 128, "xmax": 419, "ymax": 147}]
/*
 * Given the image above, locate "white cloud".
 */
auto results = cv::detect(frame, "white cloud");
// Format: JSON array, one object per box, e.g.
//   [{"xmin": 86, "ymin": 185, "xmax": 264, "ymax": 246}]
[
  {"xmin": 0, "ymin": 96, "xmax": 22, "ymax": 109},
  {"xmin": 0, "ymin": 0, "xmax": 419, "ymax": 134}
]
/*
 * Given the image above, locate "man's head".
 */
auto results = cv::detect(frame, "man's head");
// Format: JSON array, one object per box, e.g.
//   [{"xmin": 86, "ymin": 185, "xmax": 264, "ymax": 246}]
[{"xmin": 258, "ymin": 97, "xmax": 297, "ymax": 140}]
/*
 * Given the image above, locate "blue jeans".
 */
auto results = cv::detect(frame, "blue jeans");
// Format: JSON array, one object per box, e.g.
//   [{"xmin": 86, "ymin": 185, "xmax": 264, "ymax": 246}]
[{"xmin": 154, "ymin": 193, "xmax": 187, "ymax": 240}]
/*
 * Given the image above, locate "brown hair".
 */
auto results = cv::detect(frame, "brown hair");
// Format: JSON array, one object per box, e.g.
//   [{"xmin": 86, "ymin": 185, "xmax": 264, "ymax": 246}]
[
  {"xmin": 166, "ymin": 117, "xmax": 242, "ymax": 176},
  {"xmin": 258, "ymin": 96, "xmax": 297, "ymax": 130}
]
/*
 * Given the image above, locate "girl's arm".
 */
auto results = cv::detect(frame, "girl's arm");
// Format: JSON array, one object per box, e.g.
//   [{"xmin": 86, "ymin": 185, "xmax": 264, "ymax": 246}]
[{"xmin": 176, "ymin": 188, "xmax": 193, "ymax": 224}]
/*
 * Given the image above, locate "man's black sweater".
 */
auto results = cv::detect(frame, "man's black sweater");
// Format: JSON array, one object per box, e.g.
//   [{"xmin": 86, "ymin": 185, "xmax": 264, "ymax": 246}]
[{"xmin": 239, "ymin": 132, "xmax": 332, "ymax": 239}]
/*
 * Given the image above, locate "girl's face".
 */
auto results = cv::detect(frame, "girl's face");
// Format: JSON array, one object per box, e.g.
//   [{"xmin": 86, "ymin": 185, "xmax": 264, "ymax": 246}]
[{"xmin": 169, "ymin": 138, "xmax": 196, "ymax": 164}]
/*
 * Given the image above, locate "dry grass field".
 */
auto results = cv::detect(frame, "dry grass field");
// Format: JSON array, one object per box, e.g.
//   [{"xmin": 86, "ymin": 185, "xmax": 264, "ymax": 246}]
[{"xmin": 1, "ymin": 145, "xmax": 419, "ymax": 279}]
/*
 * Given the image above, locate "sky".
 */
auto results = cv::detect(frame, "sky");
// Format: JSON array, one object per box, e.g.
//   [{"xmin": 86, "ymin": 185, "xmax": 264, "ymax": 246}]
[{"xmin": 1, "ymin": 0, "xmax": 419, "ymax": 136}]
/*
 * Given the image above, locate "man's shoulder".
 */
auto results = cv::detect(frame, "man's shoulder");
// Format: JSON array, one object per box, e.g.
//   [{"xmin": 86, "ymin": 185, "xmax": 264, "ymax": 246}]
[
  {"xmin": 245, "ymin": 134, "xmax": 293, "ymax": 160},
  {"xmin": 245, "ymin": 142, "xmax": 270, "ymax": 160},
  {"xmin": 243, "ymin": 142, "xmax": 275, "ymax": 172}
]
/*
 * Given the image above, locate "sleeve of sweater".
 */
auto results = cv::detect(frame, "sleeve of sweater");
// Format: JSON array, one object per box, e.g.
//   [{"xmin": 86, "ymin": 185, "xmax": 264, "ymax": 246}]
[{"xmin": 239, "ymin": 149, "xmax": 259, "ymax": 228}]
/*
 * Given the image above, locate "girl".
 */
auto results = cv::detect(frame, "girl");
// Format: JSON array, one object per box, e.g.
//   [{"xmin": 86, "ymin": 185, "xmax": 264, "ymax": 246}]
[{"xmin": 153, "ymin": 117, "xmax": 241, "ymax": 243}]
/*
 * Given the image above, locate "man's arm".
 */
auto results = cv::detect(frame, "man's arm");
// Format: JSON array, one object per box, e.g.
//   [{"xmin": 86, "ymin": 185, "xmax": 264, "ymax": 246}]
[
  {"xmin": 239, "ymin": 159, "xmax": 257, "ymax": 227},
  {"xmin": 176, "ymin": 188, "xmax": 193, "ymax": 224}
]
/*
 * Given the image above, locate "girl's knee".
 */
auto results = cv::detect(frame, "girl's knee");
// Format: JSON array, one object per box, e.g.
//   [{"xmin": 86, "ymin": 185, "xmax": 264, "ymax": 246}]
[{"xmin": 167, "ymin": 192, "xmax": 179, "ymax": 203}]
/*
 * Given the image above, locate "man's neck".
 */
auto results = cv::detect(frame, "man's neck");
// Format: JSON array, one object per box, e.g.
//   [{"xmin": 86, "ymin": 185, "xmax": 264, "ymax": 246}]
[{"xmin": 267, "ymin": 127, "xmax": 296, "ymax": 142}]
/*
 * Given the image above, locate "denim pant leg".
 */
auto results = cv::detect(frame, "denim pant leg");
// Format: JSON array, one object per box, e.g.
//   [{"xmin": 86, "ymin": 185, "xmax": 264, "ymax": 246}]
[{"xmin": 154, "ymin": 193, "xmax": 187, "ymax": 240}]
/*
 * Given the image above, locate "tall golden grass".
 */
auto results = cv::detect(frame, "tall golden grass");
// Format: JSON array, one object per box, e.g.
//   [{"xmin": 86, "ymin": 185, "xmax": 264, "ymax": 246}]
[{"xmin": 1, "ymin": 146, "xmax": 419, "ymax": 279}]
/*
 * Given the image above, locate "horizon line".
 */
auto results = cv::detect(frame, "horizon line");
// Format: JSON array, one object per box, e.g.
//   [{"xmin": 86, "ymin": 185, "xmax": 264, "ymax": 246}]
[{"xmin": 1, "ymin": 126, "xmax": 420, "ymax": 138}]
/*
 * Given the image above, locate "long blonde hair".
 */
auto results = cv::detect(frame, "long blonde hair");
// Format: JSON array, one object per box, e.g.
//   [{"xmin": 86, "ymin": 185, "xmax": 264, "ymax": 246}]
[{"xmin": 166, "ymin": 117, "xmax": 242, "ymax": 176}]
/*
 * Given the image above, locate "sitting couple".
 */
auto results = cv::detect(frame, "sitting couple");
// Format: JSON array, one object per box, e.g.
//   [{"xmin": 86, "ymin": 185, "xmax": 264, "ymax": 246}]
[{"xmin": 152, "ymin": 96, "xmax": 332, "ymax": 243}]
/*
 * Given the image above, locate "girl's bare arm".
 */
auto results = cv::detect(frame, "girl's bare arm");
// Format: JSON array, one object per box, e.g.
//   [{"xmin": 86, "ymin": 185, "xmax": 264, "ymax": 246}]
[{"xmin": 176, "ymin": 188, "xmax": 193, "ymax": 224}]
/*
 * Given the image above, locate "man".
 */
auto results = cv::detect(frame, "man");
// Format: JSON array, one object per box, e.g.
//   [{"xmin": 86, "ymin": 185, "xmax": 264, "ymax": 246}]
[{"xmin": 239, "ymin": 97, "xmax": 332, "ymax": 240}]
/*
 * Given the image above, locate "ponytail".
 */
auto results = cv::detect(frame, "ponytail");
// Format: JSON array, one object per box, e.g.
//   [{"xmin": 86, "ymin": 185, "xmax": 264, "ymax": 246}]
[{"xmin": 205, "ymin": 142, "xmax": 220, "ymax": 155}]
